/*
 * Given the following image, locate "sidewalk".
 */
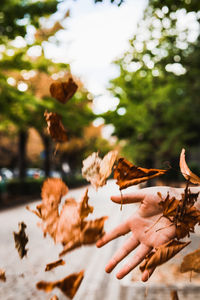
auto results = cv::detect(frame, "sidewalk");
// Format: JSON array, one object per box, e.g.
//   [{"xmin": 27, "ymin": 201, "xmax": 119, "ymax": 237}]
[{"xmin": 0, "ymin": 180, "xmax": 200, "ymax": 299}]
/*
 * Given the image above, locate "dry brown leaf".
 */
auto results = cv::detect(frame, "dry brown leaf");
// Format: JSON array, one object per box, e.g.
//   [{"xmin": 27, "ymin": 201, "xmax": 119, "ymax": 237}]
[
  {"xmin": 45, "ymin": 259, "xmax": 65, "ymax": 272},
  {"xmin": 59, "ymin": 216, "xmax": 108, "ymax": 256},
  {"xmin": 180, "ymin": 248, "xmax": 200, "ymax": 273},
  {"xmin": 36, "ymin": 270, "xmax": 84, "ymax": 299},
  {"xmin": 171, "ymin": 290, "xmax": 179, "ymax": 300},
  {"xmin": 28, "ymin": 179, "xmax": 107, "ymax": 255},
  {"xmin": 0, "ymin": 269, "xmax": 6, "ymax": 282},
  {"xmin": 114, "ymin": 158, "xmax": 167, "ymax": 190},
  {"xmin": 44, "ymin": 111, "xmax": 68, "ymax": 142},
  {"xmin": 159, "ymin": 193, "xmax": 179, "ymax": 220},
  {"xmin": 180, "ymin": 148, "xmax": 200, "ymax": 185},
  {"xmin": 13, "ymin": 222, "xmax": 28, "ymax": 259},
  {"xmin": 38, "ymin": 178, "xmax": 68, "ymax": 239},
  {"xmin": 140, "ymin": 239, "xmax": 190, "ymax": 272},
  {"xmin": 159, "ymin": 186, "xmax": 200, "ymax": 240},
  {"xmin": 82, "ymin": 150, "xmax": 118, "ymax": 190},
  {"xmin": 50, "ymin": 78, "xmax": 78, "ymax": 104}
]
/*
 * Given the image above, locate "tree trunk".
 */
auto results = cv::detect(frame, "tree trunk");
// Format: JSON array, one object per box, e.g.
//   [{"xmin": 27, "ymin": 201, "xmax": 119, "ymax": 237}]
[
  {"xmin": 42, "ymin": 134, "xmax": 51, "ymax": 177},
  {"xmin": 18, "ymin": 129, "xmax": 27, "ymax": 180}
]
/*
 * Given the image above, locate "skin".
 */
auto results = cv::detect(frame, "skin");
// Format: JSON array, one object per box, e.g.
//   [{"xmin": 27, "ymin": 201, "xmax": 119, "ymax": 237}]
[{"xmin": 96, "ymin": 186, "xmax": 200, "ymax": 282}]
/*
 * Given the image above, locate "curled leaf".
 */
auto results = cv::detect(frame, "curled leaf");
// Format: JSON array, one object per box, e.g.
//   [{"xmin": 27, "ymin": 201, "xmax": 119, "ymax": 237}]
[
  {"xmin": 180, "ymin": 248, "xmax": 200, "ymax": 273},
  {"xmin": 140, "ymin": 239, "xmax": 190, "ymax": 272},
  {"xmin": 82, "ymin": 150, "xmax": 118, "ymax": 190},
  {"xmin": 50, "ymin": 77, "xmax": 78, "ymax": 104},
  {"xmin": 36, "ymin": 270, "xmax": 84, "ymax": 299},
  {"xmin": 44, "ymin": 111, "xmax": 68, "ymax": 142},
  {"xmin": 180, "ymin": 148, "xmax": 200, "ymax": 184},
  {"xmin": 114, "ymin": 158, "xmax": 167, "ymax": 190},
  {"xmin": 13, "ymin": 222, "xmax": 28, "ymax": 259},
  {"xmin": 45, "ymin": 259, "xmax": 65, "ymax": 272},
  {"xmin": 0, "ymin": 269, "xmax": 6, "ymax": 282}
]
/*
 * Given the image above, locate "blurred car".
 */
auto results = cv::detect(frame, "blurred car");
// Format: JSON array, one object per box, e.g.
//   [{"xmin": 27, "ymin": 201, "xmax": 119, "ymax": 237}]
[
  {"xmin": 0, "ymin": 168, "xmax": 13, "ymax": 181},
  {"xmin": 49, "ymin": 170, "xmax": 62, "ymax": 178},
  {"xmin": 26, "ymin": 168, "xmax": 45, "ymax": 179}
]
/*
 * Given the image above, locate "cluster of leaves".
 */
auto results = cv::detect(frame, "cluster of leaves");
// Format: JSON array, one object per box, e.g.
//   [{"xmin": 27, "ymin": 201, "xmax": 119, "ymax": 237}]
[
  {"xmin": 28, "ymin": 178, "xmax": 107, "ymax": 256},
  {"xmin": 139, "ymin": 149, "xmax": 200, "ymax": 275}
]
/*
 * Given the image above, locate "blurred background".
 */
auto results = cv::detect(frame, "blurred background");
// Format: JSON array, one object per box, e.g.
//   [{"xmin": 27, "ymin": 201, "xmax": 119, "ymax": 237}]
[{"xmin": 0, "ymin": 0, "xmax": 200, "ymax": 202}]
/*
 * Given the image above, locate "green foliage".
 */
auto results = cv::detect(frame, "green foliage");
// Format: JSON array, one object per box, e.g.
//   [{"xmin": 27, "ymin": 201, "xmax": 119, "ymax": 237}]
[{"xmin": 103, "ymin": 1, "xmax": 200, "ymax": 166}]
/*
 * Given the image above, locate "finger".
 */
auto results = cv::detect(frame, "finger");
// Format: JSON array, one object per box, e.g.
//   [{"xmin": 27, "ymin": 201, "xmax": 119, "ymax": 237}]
[
  {"xmin": 111, "ymin": 192, "xmax": 145, "ymax": 205},
  {"xmin": 141, "ymin": 267, "xmax": 155, "ymax": 282},
  {"xmin": 105, "ymin": 235, "xmax": 139, "ymax": 273},
  {"xmin": 96, "ymin": 221, "xmax": 130, "ymax": 248},
  {"xmin": 116, "ymin": 244, "xmax": 152, "ymax": 279}
]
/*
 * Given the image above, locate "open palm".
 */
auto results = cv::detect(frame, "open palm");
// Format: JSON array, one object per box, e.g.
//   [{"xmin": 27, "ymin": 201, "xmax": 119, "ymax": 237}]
[{"xmin": 96, "ymin": 186, "xmax": 185, "ymax": 281}]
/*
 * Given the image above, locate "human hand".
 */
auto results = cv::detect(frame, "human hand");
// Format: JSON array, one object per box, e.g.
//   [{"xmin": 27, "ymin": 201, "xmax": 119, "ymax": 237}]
[{"xmin": 96, "ymin": 186, "xmax": 186, "ymax": 281}]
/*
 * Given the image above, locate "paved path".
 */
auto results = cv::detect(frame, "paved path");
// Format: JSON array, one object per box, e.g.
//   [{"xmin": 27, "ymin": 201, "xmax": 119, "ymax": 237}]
[{"xmin": 1, "ymin": 180, "xmax": 200, "ymax": 300}]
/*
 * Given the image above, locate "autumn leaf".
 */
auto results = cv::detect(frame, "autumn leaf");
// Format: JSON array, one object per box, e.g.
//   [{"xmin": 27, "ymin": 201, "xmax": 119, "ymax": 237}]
[
  {"xmin": 36, "ymin": 178, "xmax": 68, "ymax": 239},
  {"xmin": 158, "ymin": 186, "xmax": 200, "ymax": 239},
  {"xmin": 27, "ymin": 179, "xmax": 107, "ymax": 255},
  {"xmin": 82, "ymin": 150, "xmax": 118, "ymax": 190},
  {"xmin": 180, "ymin": 248, "xmax": 200, "ymax": 273},
  {"xmin": 140, "ymin": 240, "xmax": 190, "ymax": 272},
  {"xmin": 36, "ymin": 270, "xmax": 84, "ymax": 299},
  {"xmin": 114, "ymin": 158, "xmax": 167, "ymax": 190},
  {"xmin": 171, "ymin": 290, "xmax": 179, "ymax": 300},
  {"xmin": 0, "ymin": 269, "xmax": 6, "ymax": 282},
  {"xmin": 45, "ymin": 259, "xmax": 65, "ymax": 272},
  {"xmin": 13, "ymin": 222, "xmax": 28, "ymax": 259},
  {"xmin": 59, "ymin": 216, "xmax": 108, "ymax": 256},
  {"xmin": 180, "ymin": 148, "xmax": 200, "ymax": 185},
  {"xmin": 159, "ymin": 193, "xmax": 179, "ymax": 220},
  {"xmin": 50, "ymin": 77, "xmax": 78, "ymax": 104},
  {"xmin": 44, "ymin": 111, "xmax": 68, "ymax": 142}
]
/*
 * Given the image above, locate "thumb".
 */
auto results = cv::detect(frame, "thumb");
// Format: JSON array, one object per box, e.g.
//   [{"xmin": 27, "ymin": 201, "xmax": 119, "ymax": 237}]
[{"xmin": 111, "ymin": 192, "xmax": 144, "ymax": 204}]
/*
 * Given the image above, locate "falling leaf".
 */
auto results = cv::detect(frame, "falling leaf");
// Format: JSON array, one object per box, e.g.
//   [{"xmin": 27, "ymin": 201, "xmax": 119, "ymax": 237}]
[
  {"xmin": 180, "ymin": 148, "xmax": 200, "ymax": 185},
  {"xmin": 33, "ymin": 178, "xmax": 68, "ymax": 239},
  {"xmin": 50, "ymin": 77, "xmax": 78, "ymax": 104},
  {"xmin": 44, "ymin": 111, "xmax": 68, "ymax": 142},
  {"xmin": 13, "ymin": 222, "xmax": 28, "ymax": 259},
  {"xmin": 36, "ymin": 270, "xmax": 84, "ymax": 299},
  {"xmin": 45, "ymin": 259, "xmax": 65, "ymax": 272},
  {"xmin": 82, "ymin": 150, "xmax": 118, "ymax": 190},
  {"xmin": 140, "ymin": 240, "xmax": 190, "ymax": 272},
  {"xmin": 27, "ymin": 179, "xmax": 107, "ymax": 255},
  {"xmin": 171, "ymin": 290, "xmax": 179, "ymax": 300},
  {"xmin": 114, "ymin": 158, "xmax": 167, "ymax": 190},
  {"xmin": 180, "ymin": 248, "xmax": 200, "ymax": 273},
  {"xmin": 0, "ymin": 269, "xmax": 6, "ymax": 282},
  {"xmin": 59, "ymin": 216, "xmax": 108, "ymax": 256}
]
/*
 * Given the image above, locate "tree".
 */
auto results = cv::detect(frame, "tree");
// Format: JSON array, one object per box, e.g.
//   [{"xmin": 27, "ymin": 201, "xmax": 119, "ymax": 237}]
[
  {"xmin": 102, "ymin": 0, "xmax": 200, "ymax": 170},
  {"xmin": 0, "ymin": 0, "xmax": 95, "ymax": 178}
]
